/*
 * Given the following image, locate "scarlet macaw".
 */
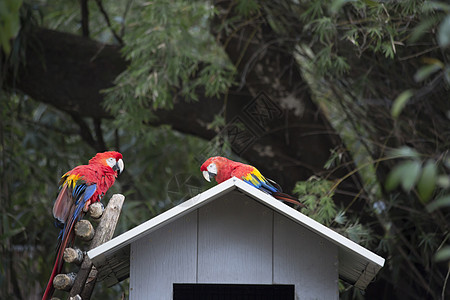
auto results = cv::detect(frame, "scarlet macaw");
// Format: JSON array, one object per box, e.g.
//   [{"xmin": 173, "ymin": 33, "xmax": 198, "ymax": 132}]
[
  {"xmin": 42, "ymin": 151, "xmax": 124, "ymax": 300},
  {"xmin": 200, "ymin": 156, "xmax": 303, "ymax": 206}
]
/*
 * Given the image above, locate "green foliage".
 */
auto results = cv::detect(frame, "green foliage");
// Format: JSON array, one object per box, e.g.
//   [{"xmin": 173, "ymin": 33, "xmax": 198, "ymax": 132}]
[
  {"xmin": 294, "ymin": 177, "xmax": 372, "ymax": 246},
  {"xmin": 385, "ymin": 159, "xmax": 421, "ymax": 192},
  {"xmin": 35, "ymin": 0, "xmax": 130, "ymax": 43},
  {"xmin": 0, "ymin": 94, "xmax": 92, "ymax": 299},
  {"xmin": 295, "ymin": 0, "xmax": 450, "ymax": 82},
  {"xmin": 417, "ymin": 160, "xmax": 438, "ymax": 203},
  {"xmin": 0, "ymin": 91, "xmax": 212, "ymax": 298},
  {"xmin": 235, "ymin": 0, "xmax": 260, "ymax": 17},
  {"xmin": 438, "ymin": 15, "xmax": 450, "ymax": 47},
  {"xmin": 385, "ymin": 150, "xmax": 447, "ymax": 205},
  {"xmin": 414, "ymin": 60, "xmax": 443, "ymax": 82},
  {"xmin": 427, "ymin": 195, "xmax": 450, "ymax": 212},
  {"xmin": 0, "ymin": 0, "xmax": 22, "ymax": 55},
  {"xmin": 391, "ymin": 90, "xmax": 413, "ymax": 119},
  {"xmin": 294, "ymin": 0, "xmax": 450, "ymax": 297},
  {"xmin": 104, "ymin": 0, "xmax": 235, "ymax": 130},
  {"xmin": 435, "ymin": 246, "xmax": 450, "ymax": 262},
  {"xmin": 294, "ymin": 177, "xmax": 336, "ymax": 226}
]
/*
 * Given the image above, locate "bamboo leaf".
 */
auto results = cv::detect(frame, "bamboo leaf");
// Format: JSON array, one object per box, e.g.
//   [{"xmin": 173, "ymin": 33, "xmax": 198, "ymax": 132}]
[
  {"xmin": 401, "ymin": 160, "xmax": 422, "ymax": 192},
  {"xmin": 386, "ymin": 160, "xmax": 421, "ymax": 192},
  {"xmin": 438, "ymin": 15, "xmax": 450, "ymax": 48},
  {"xmin": 417, "ymin": 161, "xmax": 437, "ymax": 203},
  {"xmin": 391, "ymin": 90, "xmax": 413, "ymax": 118},
  {"xmin": 388, "ymin": 146, "xmax": 420, "ymax": 159},
  {"xmin": 426, "ymin": 195, "xmax": 450, "ymax": 212},
  {"xmin": 435, "ymin": 246, "xmax": 450, "ymax": 262},
  {"xmin": 330, "ymin": 0, "xmax": 356, "ymax": 14},
  {"xmin": 414, "ymin": 64, "xmax": 442, "ymax": 82}
]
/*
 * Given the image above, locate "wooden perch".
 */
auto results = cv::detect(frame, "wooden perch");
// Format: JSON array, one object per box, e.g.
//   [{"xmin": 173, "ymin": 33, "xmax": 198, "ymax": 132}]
[
  {"xmin": 79, "ymin": 266, "xmax": 98, "ymax": 299},
  {"xmin": 74, "ymin": 220, "xmax": 95, "ymax": 241},
  {"xmin": 53, "ymin": 272, "xmax": 76, "ymax": 291},
  {"xmin": 88, "ymin": 202, "xmax": 104, "ymax": 220},
  {"xmin": 69, "ymin": 194, "xmax": 125, "ymax": 299},
  {"xmin": 64, "ymin": 248, "xmax": 84, "ymax": 265}
]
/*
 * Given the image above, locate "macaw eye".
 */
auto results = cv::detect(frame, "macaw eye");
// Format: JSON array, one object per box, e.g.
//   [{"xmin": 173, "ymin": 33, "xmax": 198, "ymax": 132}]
[
  {"xmin": 207, "ymin": 163, "xmax": 217, "ymax": 174},
  {"xmin": 106, "ymin": 157, "xmax": 116, "ymax": 168}
]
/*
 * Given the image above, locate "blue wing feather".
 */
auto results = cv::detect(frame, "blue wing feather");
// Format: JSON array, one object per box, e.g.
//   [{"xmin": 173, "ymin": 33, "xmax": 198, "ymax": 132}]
[{"xmin": 57, "ymin": 182, "xmax": 97, "ymax": 246}]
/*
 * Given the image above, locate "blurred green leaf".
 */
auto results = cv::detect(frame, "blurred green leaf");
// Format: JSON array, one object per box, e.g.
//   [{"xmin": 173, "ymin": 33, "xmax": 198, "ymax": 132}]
[
  {"xmin": 401, "ymin": 161, "xmax": 422, "ymax": 192},
  {"xmin": 235, "ymin": 0, "xmax": 259, "ymax": 17},
  {"xmin": 414, "ymin": 63, "xmax": 443, "ymax": 82},
  {"xmin": 426, "ymin": 195, "xmax": 450, "ymax": 212},
  {"xmin": 434, "ymin": 246, "xmax": 450, "ymax": 262},
  {"xmin": 410, "ymin": 17, "xmax": 440, "ymax": 43},
  {"xmin": 0, "ymin": 0, "xmax": 23, "ymax": 55},
  {"xmin": 330, "ymin": 0, "xmax": 356, "ymax": 14},
  {"xmin": 362, "ymin": 0, "xmax": 379, "ymax": 7},
  {"xmin": 422, "ymin": 1, "xmax": 450, "ymax": 12},
  {"xmin": 388, "ymin": 146, "xmax": 420, "ymax": 159},
  {"xmin": 417, "ymin": 160, "xmax": 437, "ymax": 203},
  {"xmin": 386, "ymin": 160, "xmax": 421, "ymax": 192},
  {"xmin": 391, "ymin": 90, "xmax": 413, "ymax": 118},
  {"xmin": 437, "ymin": 175, "xmax": 450, "ymax": 188},
  {"xmin": 438, "ymin": 15, "xmax": 450, "ymax": 48}
]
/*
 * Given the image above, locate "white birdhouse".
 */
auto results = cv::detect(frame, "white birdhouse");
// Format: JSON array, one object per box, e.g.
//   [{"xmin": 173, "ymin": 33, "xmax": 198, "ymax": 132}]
[{"xmin": 88, "ymin": 177, "xmax": 384, "ymax": 299}]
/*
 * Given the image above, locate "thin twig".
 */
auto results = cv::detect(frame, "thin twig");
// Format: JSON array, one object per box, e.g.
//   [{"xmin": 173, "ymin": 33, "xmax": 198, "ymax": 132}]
[
  {"xmin": 120, "ymin": 0, "xmax": 134, "ymax": 38},
  {"xmin": 443, "ymin": 263, "xmax": 450, "ymax": 300},
  {"xmin": 94, "ymin": 0, "xmax": 124, "ymax": 45},
  {"xmin": 399, "ymin": 46, "xmax": 440, "ymax": 61}
]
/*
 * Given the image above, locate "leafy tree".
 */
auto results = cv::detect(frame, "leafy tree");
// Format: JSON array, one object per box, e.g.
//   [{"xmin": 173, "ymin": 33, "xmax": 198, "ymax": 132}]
[{"xmin": 1, "ymin": 0, "xmax": 449, "ymax": 299}]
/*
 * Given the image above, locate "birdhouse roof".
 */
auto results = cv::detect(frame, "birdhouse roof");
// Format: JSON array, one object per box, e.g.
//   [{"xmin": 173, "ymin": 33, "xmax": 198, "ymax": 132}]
[{"xmin": 88, "ymin": 177, "xmax": 384, "ymax": 290}]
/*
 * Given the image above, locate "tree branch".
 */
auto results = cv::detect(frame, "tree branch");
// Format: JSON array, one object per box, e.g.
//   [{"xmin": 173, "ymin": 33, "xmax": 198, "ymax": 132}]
[
  {"xmin": 94, "ymin": 0, "xmax": 124, "ymax": 45},
  {"xmin": 80, "ymin": 0, "xmax": 90, "ymax": 37}
]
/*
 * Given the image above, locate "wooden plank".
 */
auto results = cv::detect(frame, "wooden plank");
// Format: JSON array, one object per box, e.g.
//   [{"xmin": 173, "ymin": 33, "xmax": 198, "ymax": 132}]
[
  {"xmin": 197, "ymin": 192, "xmax": 272, "ymax": 284},
  {"xmin": 130, "ymin": 212, "xmax": 197, "ymax": 300},
  {"xmin": 273, "ymin": 212, "xmax": 339, "ymax": 300}
]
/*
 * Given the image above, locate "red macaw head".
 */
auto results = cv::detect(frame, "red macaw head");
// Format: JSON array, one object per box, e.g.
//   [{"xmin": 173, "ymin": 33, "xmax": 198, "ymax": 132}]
[
  {"xmin": 200, "ymin": 156, "xmax": 232, "ymax": 183},
  {"xmin": 89, "ymin": 151, "xmax": 124, "ymax": 175}
]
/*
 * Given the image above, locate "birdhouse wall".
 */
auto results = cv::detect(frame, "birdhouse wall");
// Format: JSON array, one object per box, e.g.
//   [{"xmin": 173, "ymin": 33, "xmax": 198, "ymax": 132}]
[{"xmin": 130, "ymin": 191, "xmax": 338, "ymax": 300}]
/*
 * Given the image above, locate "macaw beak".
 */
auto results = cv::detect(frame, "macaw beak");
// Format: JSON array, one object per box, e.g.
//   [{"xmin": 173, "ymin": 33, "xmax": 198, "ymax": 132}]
[
  {"xmin": 202, "ymin": 170, "xmax": 216, "ymax": 182},
  {"xmin": 113, "ymin": 159, "xmax": 124, "ymax": 175}
]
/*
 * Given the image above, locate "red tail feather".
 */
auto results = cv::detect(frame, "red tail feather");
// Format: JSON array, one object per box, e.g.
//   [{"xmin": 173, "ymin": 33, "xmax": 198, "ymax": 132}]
[
  {"xmin": 272, "ymin": 192, "xmax": 305, "ymax": 207},
  {"xmin": 42, "ymin": 221, "xmax": 77, "ymax": 300}
]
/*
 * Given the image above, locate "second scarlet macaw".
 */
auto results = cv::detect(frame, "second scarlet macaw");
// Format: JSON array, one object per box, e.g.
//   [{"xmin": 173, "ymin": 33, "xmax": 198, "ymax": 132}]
[
  {"xmin": 42, "ymin": 151, "xmax": 124, "ymax": 300},
  {"xmin": 200, "ymin": 156, "xmax": 303, "ymax": 207}
]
